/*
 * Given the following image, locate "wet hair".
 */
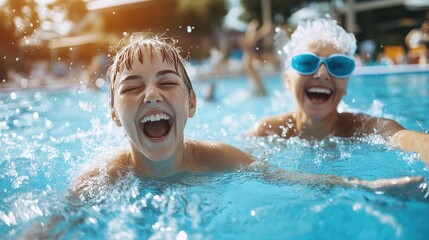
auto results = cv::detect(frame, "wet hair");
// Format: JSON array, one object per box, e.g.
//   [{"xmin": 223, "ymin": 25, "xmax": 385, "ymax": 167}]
[
  {"xmin": 283, "ymin": 18, "xmax": 357, "ymax": 69},
  {"xmin": 107, "ymin": 33, "xmax": 194, "ymax": 109}
]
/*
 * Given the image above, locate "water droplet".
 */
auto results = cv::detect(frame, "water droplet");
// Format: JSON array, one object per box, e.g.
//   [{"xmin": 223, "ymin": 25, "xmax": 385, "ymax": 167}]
[
  {"xmin": 250, "ymin": 210, "xmax": 256, "ymax": 216},
  {"xmin": 44, "ymin": 118, "xmax": 52, "ymax": 129},
  {"xmin": 95, "ymin": 78, "xmax": 105, "ymax": 88},
  {"xmin": 186, "ymin": 26, "xmax": 193, "ymax": 33},
  {"xmin": 34, "ymin": 92, "xmax": 42, "ymax": 100}
]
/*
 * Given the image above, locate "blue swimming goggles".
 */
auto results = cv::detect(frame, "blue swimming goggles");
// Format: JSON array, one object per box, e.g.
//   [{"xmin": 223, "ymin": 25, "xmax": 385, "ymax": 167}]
[{"xmin": 291, "ymin": 52, "xmax": 356, "ymax": 78}]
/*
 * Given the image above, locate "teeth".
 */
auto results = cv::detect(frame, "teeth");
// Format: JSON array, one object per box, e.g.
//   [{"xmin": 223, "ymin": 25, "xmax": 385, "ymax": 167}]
[
  {"xmin": 141, "ymin": 113, "xmax": 171, "ymax": 123},
  {"xmin": 306, "ymin": 87, "xmax": 332, "ymax": 94}
]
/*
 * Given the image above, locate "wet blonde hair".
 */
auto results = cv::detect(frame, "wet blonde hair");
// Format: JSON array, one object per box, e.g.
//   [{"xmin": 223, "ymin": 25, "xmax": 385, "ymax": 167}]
[
  {"xmin": 107, "ymin": 33, "xmax": 193, "ymax": 109},
  {"xmin": 283, "ymin": 18, "xmax": 357, "ymax": 69}
]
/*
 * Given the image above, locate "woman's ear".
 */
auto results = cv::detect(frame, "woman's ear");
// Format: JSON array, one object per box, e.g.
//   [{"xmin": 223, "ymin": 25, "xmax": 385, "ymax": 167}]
[
  {"xmin": 111, "ymin": 109, "xmax": 122, "ymax": 126},
  {"xmin": 188, "ymin": 91, "xmax": 197, "ymax": 118},
  {"xmin": 284, "ymin": 71, "xmax": 291, "ymax": 90},
  {"xmin": 344, "ymin": 79, "xmax": 349, "ymax": 96}
]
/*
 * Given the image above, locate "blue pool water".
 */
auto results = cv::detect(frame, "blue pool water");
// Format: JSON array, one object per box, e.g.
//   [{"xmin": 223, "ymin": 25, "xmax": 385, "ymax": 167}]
[{"xmin": 1, "ymin": 71, "xmax": 429, "ymax": 239}]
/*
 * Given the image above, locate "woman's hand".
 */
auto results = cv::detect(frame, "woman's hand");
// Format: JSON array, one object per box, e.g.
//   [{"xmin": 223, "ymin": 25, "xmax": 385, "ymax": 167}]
[{"xmin": 348, "ymin": 176, "xmax": 428, "ymax": 200}]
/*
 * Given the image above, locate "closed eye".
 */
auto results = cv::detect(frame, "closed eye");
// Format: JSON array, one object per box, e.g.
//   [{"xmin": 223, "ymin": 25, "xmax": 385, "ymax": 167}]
[
  {"xmin": 160, "ymin": 81, "xmax": 179, "ymax": 86},
  {"xmin": 120, "ymin": 87, "xmax": 142, "ymax": 94}
]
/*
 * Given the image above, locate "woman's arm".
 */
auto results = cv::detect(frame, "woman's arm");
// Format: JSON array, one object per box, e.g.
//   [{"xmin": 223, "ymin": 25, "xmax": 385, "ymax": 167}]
[
  {"xmin": 354, "ymin": 114, "xmax": 429, "ymax": 164},
  {"xmin": 260, "ymin": 167, "xmax": 427, "ymax": 200},
  {"xmin": 391, "ymin": 130, "xmax": 429, "ymax": 164}
]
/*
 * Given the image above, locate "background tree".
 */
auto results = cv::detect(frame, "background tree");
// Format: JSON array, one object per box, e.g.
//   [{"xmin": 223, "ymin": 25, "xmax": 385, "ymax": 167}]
[
  {"xmin": 239, "ymin": 0, "xmax": 329, "ymax": 24},
  {"xmin": 0, "ymin": 0, "xmax": 40, "ymax": 81},
  {"xmin": 174, "ymin": 0, "xmax": 228, "ymax": 58},
  {"xmin": 0, "ymin": 0, "xmax": 40, "ymax": 45},
  {"xmin": 176, "ymin": 0, "xmax": 228, "ymax": 35},
  {"xmin": 0, "ymin": 0, "xmax": 87, "ymax": 82}
]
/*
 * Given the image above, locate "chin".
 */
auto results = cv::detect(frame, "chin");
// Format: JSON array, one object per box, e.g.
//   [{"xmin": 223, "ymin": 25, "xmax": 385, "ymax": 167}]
[
  {"xmin": 303, "ymin": 106, "xmax": 336, "ymax": 119},
  {"xmin": 143, "ymin": 147, "xmax": 176, "ymax": 162}
]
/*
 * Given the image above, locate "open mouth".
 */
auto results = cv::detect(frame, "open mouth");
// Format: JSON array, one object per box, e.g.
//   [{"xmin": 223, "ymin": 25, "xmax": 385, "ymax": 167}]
[
  {"xmin": 140, "ymin": 113, "xmax": 173, "ymax": 139},
  {"xmin": 305, "ymin": 87, "xmax": 333, "ymax": 104}
]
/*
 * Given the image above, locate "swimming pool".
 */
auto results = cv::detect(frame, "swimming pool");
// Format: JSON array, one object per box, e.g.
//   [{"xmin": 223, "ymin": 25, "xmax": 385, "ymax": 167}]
[{"xmin": 1, "ymin": 71, "xmax": 428, "ymax": 239}]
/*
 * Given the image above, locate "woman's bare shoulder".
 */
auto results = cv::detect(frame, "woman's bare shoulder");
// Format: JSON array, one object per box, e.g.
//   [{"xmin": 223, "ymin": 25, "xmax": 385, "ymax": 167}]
[
  {"xmin": 340, "ymin": 112, "xmax": 404, "ymax": 138},
  {"xmin": 187, "ymin": 140, "xmax": 254, "ymax": 171},
  {"xmin": 250, "ymin": 112, "xmax": 295, "ymax": 137}
]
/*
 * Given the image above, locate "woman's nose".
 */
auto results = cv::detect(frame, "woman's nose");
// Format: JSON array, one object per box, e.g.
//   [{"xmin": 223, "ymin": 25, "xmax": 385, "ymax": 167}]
[
  {"xmin": 314, "ymin": 63, "xmax": 330, "ymax": 81},
  {"xmin": 144, "ymin": 84, "xmax": 162, "ymax": 104}
]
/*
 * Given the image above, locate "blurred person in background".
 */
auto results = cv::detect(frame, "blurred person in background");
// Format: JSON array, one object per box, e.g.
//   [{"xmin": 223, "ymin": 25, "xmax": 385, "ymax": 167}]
[
  {"xmin": 405, "ymin": 19, "xmax": 429, "ymax": 64},
  {"xmin": 242, "ymin": 19, "xmax": 272, "ymax": 96}
]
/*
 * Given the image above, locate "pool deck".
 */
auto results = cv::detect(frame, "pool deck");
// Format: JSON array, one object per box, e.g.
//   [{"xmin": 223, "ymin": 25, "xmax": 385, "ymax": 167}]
[
  {"xmin": 192, "ymin": 63, "xmax": 429, "ymax": 81},
  {"xmin": 354, "ymin": 64, "xmax": 429, "ymax": 76}
]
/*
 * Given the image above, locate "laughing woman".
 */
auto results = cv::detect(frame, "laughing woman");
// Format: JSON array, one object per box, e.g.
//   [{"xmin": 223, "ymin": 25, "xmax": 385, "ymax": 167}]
[{"xmin": 250, "ymin": 18, "xmax": 429, "ymax": 164}]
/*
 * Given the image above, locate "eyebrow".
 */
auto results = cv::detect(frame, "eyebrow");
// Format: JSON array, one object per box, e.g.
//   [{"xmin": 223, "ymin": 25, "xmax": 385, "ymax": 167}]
[
  {"xmin": 120, "ymin": 75, "xmax": 142, "ymax": 82},
  {"xmin": 119, "ymin": 69, "xmax": 180, "ymax": 84},
  {"xmin": 157, "ymin": 69, "xmax": 180, "ymax": 78}
]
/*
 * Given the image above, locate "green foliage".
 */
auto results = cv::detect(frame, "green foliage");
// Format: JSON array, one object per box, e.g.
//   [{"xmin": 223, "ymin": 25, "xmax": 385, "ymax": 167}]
[
  {"xmin": 0, "ymin": 0, "xmax": 87, "ymax": 80},
  {"xmin": 177, "ymin": 0, "xmax": 228, "ymax": 34},
  {"xmin": 0, "ymin": 0, "xmax": 87, "ymax": 49},
  {"xmin": 0, "ymin": 0, "xmax": 40, "ymax": 40},
  {"xmin": 0, "ymin": 0, "xmax": 41, "ymax": 80},
  {"xmin": 239, "ymin": 0, "xmax": 328, "ymax": 24}
]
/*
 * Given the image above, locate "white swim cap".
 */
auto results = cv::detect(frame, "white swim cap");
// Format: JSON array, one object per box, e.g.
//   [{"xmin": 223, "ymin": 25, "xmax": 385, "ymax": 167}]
[{"xmin": 282, "ymin": 18, "xmax": 357, "ymax": 69}]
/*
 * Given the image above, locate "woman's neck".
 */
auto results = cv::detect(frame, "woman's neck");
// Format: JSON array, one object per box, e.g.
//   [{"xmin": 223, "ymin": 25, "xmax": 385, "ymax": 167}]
[
  {"xmin": 295, "ymin": 111, "xmax": 340, "ymax": 139},
  {"xmin": 130, "ymin": 142, "xmax": 187, "ymax": 179}
]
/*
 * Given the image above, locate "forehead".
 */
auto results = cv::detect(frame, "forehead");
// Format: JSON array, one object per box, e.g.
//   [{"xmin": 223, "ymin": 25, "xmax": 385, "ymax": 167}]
[
  {"xmin": 114, "ymin": 48, "xmax": 182, "ymax": 88},
  {"xmin": 121, "ymin": 45, "xmax": 177, "ymax": 73},
  {"xmin": 302, "ymin": 41, "xmax": 342, "ymax": 56}
]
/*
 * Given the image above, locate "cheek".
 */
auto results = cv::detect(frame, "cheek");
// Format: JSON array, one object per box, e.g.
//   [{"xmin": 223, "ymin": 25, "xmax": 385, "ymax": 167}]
[
  {"xmin": 114, "ymin": 94, "xmax": 139, "ymax": 118},
  {"xmin": 174, "ymin": 93, "xmax": 190, "ymax": 113},
  {"xmin": 288, "ymin": 75, "xmax": 307, "ymax": 93},
  {"xmin": 335, "ymin": 79, "xmax": 348, "ymax": 92}
]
